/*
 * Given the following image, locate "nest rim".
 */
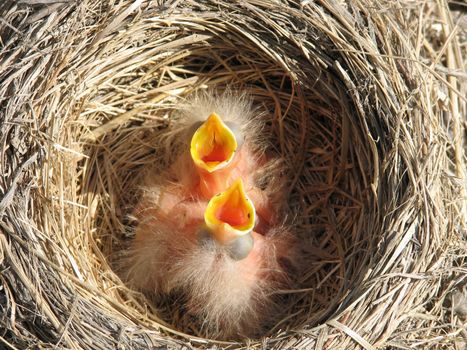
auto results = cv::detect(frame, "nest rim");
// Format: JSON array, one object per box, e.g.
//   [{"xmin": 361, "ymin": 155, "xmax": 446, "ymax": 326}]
[{"xmin": 0, "ymin": 0, "xmax": 465, "ymax": 349}]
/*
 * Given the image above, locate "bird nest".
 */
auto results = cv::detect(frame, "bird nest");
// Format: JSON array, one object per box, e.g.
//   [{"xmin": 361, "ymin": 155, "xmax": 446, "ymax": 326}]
[{"xmin": 1, "ymin": 0, "xmax": 465, "ymax": 349}]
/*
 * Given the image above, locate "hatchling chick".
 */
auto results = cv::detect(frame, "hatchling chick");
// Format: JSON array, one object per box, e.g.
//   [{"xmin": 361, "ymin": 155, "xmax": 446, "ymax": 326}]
[
  {"xmin": 161, "ymin": 91, "xmax": 283, "ymax": 226},
  {"xmin": 125, "ymin": 179, "xmax": 300, "ymax": 339}
]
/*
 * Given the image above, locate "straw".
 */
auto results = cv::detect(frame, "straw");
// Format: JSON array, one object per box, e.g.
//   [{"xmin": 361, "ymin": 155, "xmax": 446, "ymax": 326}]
[{"xmin": 0, "ymin": 0, "xmax": 465, "ymax": 348}]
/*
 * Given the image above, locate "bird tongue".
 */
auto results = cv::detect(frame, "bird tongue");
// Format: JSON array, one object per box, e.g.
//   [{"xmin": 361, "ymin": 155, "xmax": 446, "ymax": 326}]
[
  {"xmin": 204, "ymin": 178, "xmax": 255, "ymax": 243},
  {"xmin": 190, "ymin": 112, "xmax": 238, "ymax": 172}
]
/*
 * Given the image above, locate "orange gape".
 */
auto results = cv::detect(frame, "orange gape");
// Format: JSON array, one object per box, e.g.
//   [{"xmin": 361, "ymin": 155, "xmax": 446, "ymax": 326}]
[
  {"xmin": 190, "ymin": 112, "xmax": 241, "ymax": 198},
  {"xmin": 204, "ymin": 178, "xmax": 255, "ymax": 244},
  {"xmin": 214, "ymin": 179, "xmax": 251, "ymax": 227},
  {"xmin": 216, "ymin": 202, "xmax": 249, "ymax": 227},
  {"xmin": 190, "ymin": 112, "xmax": 237, "ymax": 172}
]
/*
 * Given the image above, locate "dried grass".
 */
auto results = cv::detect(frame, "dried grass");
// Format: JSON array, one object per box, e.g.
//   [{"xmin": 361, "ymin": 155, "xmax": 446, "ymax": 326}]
[{"xmin": 0, "ymin": 0, "xmax": 465, "ymax": 349}]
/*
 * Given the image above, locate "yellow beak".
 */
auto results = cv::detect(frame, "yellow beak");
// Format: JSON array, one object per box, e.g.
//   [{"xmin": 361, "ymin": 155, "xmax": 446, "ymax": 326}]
[
  {"xmin": 190, "ymin": 113, "xmax": 238, "ymax": 173},
  {"xmin": 204, "ymin": 178, "xmax": 256, "ymax": 243}
]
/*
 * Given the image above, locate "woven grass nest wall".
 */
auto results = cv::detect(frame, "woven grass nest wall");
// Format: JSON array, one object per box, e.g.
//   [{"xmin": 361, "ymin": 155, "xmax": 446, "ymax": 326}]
[{"xmin": 0, "ymin": 0, "xmax": 465, "ymax": 349}]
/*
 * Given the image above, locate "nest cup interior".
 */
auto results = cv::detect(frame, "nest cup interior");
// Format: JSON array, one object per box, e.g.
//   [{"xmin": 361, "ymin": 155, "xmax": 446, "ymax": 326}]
[
  {"xmin": 2, "ymin": 1, "xmax": 464, "ymax": 348},
  {"xmin": 79, "ymin": 16, "xmax": 373, "ymax": 339}
]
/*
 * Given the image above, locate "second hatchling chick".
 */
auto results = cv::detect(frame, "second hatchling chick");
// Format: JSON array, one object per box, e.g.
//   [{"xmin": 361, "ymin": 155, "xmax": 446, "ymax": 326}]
[{"xmin": 125, "ymin": 178, "xmax": 299, "ymax": 339}]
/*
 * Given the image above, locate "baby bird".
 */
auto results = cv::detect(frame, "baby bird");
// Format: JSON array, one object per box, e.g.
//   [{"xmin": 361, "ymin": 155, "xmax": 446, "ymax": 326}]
[
  {"xmin": 123, "ymin": 91, "xmax": 299, "ymax": 338},
  {"xmin": 126, "ymin": 178, "xmax": 297, "ymax": 338},
  {"xmin": 163, "ymin": 91, "xmax": 279, "ymax": 226}
]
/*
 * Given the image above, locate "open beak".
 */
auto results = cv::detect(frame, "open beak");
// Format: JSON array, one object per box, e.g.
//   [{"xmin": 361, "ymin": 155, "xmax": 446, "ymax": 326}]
[
  {"xmin": 204, "ymin": 178, "xmax": 255, "ymax": 243},
  {"xmin": 190, "ymin": 113, "xmax": 238, "ymax": 173}
]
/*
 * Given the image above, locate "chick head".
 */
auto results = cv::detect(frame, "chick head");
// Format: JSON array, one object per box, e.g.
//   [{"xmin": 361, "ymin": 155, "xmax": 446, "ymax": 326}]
[
  {"xmin": 202, "ymin": 178, "xmax": 256, "ymax": 260},
  {"xmin": 190, "ymin": 113, "xmax": 240, "ymax": 173}
]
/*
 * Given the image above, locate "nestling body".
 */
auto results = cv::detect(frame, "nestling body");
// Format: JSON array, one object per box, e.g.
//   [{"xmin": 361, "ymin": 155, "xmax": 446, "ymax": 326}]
[{"xmin": 123, "ymin": 91, "xmax": 299, "ymax": 338}]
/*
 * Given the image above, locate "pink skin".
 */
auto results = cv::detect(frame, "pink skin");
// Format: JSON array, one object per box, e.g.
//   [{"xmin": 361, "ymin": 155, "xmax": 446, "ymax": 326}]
[
  {"xmin": 248, "ymin": 188, "xmax": 273, "ymax": 234},
  {"xmin": 235, "ymin": 231, "xmax": 265, "ymax": 282},
  {"xmin": 196, "ymin": 145, "xmax": 249, "ymax": 199},
  {"xmin": 133, "ymin": 186, "xmax": 206, "ymax": 242}
]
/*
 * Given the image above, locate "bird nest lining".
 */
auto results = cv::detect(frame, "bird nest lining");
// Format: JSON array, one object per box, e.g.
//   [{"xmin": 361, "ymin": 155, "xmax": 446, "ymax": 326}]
[{"xmin": 1, "ymin": 0, "xmax": 465, "ymax": 349}]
